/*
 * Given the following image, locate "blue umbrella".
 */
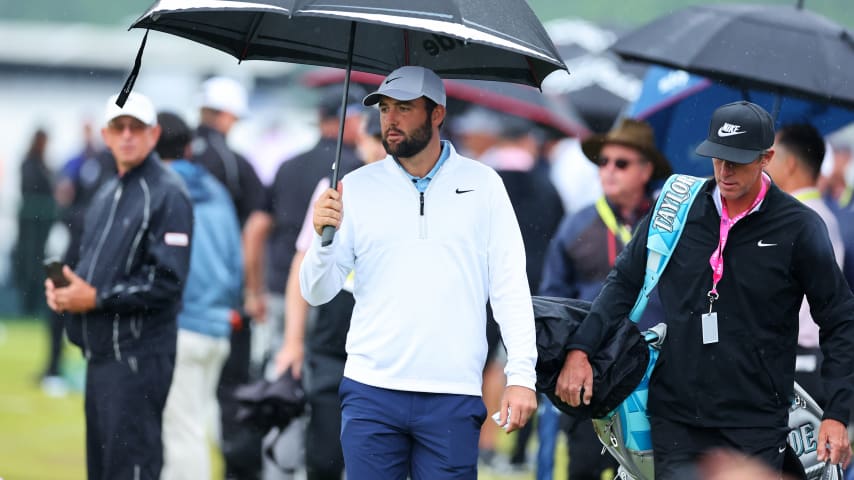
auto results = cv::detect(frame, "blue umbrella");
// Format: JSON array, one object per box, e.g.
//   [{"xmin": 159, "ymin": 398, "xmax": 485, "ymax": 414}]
[{"xmin": 627, "ymin": 66, "xmax": 854, "ymax": 177}]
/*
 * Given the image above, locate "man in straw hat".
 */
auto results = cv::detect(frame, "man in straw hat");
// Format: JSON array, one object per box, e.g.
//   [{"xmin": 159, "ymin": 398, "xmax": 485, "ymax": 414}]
[
  {"xmin": 556, "ymin": 101, "xmax": 854, "ymax": 478},
  {"xmin": 539, "ymin": 118, "xmax": 670, "ymax": 480}
]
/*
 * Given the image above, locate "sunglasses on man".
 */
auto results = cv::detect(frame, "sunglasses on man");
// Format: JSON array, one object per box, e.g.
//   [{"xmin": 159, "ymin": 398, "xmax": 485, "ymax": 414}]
[
  {"xmin": 597, "ymin": 156, "xmax": 639, "ymax": 170},
  {"xmin": 107, "ymin": 118, "xmax": 149, "ymax": 133}
]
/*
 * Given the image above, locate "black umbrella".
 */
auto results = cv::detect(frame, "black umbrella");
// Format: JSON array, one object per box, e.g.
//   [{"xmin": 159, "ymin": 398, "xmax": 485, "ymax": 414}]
[
  {"xmin": 123, "ymin": 0, "xmax": 566, "ymax": 244},
  {"xmin": 542, "ymin": 18, "xmax": 648, "ymax": 133},
  {"xmin": 611, "ymin": 4, "xmax": 854, "ymax": 111}
]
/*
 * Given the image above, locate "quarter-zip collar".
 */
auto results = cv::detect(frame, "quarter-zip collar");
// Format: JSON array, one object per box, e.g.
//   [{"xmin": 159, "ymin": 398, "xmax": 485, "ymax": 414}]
[{"xmin": 395, "ymin": 140, "xmax": 451, "ymax": 193}]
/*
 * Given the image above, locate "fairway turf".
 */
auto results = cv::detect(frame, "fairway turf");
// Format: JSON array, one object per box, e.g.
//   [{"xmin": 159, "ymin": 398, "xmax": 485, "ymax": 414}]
[
  {"xmin": 0, "ymin": 319, "xmax": 571, "ymax": 480},
  {"xmin": 0, "ymin": 319, "xmax": 86, "ymax": 480}
]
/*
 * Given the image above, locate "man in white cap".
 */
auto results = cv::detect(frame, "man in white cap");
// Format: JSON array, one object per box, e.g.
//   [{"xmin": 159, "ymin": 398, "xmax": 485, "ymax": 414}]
[
  {"xmin": 557, "ymin": 101, "xmax": 854, "ymax": 478},
  {"xmin": 45, "ymin": 92, "xmax": 193, "ymax": 480},
  {"xmin": 192, "ymin": 77, "xmax": 268, "ymax": 314},
  {"xmin": 300, "ymin": 65, "xmax": 538, "ymax": 479},
  {"xmin": 192, "ymin": 77, "xmax": 256, "ymax": 226}
]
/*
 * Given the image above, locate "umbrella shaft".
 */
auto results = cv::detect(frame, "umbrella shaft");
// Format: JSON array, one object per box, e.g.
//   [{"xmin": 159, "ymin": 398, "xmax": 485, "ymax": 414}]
[
  {"xmin": 322, "ymin": 21, "xmax": 357, "ymax": 247},
  {"xmin": 332, "ymin": 21, "xmax": 358, "ymax": 189}
]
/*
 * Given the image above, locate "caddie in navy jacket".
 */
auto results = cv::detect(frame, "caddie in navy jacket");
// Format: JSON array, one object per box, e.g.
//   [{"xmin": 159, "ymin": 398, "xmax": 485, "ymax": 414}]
[
  {"xmin": 46, "ymin": 92, "xmax": 192, "ymax": 480},
  {"xmin": 576, "ymin": 179, "xmax": 854, "ymax": 428},
  {"xmin": 555, "ymin": 102, "xmax": 854, "ymax": 477}
]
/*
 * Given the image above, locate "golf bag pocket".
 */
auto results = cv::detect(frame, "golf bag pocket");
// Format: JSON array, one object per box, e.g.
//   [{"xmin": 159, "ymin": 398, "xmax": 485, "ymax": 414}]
[
  {"xmin": 788, "ymin": 383, "xmax": 845, "ymax": 480},
  {"xmin": 591, "ymin": 325, "xmax": 666, "ymax": 480}
]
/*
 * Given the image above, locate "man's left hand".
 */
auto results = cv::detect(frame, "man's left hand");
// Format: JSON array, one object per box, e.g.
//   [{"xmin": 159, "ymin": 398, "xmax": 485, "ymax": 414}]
[
  {"xmin": 47, "ymin": 266, "xmax": 97, "ymax": 314},
  {"xmin": 816, "ymin": 418, "xmax": 852, "ymax": 468},
  {"xmin": 497, "ymin": 385, "xmax": 537, "ymax": 433}
]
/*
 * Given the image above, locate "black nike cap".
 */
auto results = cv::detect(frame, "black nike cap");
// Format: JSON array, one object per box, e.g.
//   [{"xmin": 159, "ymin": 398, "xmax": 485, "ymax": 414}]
[{"xmin": 695, "ymin": 101, "xmax": 775, "ymax": 164}]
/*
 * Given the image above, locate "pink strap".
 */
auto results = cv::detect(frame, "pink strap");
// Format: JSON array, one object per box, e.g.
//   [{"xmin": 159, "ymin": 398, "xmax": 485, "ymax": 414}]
[{"xmin": 708, "ymin": 177, "xmax": 770, "ymax": 297}]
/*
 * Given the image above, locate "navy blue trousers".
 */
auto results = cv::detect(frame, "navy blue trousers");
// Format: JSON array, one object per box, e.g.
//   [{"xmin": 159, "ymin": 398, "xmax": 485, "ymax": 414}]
[
  {"xmin": 650, "ymin": 416, "xmax": 788, "ymax": 480},
  {"xmin": 338, "ymin": 377, "xmax": 486, "ymax": 480},
  {"xmin": 84, "ymin": 353, "xmax": 174, "ymax": 480}
]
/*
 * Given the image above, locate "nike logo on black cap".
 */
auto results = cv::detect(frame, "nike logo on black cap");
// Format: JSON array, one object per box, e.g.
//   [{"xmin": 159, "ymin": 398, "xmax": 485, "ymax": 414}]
[{"xmin": 717, "ymin": 122, "xmax": 747, "ymax": 137}]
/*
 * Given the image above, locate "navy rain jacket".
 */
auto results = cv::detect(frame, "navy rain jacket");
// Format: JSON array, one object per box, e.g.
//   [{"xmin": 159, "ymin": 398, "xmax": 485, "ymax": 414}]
[{"xmin": 66, "ymin": 154, "xmax": 193, "ymax": 360}]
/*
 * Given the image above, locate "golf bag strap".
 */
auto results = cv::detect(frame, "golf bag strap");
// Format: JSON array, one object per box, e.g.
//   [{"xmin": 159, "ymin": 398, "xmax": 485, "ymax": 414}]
[{"xmin": 629, "ymin": 174, "xmax": 708, "ymax": 323}]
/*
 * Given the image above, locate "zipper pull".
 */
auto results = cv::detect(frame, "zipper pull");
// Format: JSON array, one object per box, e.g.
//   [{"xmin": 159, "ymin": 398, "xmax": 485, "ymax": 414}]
[{"xmin": 420, "ymin": 192, "xmax": 425, "ymax": 216}]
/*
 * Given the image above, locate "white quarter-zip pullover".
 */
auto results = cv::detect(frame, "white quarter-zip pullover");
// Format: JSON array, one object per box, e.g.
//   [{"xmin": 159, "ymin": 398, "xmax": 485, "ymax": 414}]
[{"xmin": 301, "ymin": 143, "xmax": 537, "ymax": 396}]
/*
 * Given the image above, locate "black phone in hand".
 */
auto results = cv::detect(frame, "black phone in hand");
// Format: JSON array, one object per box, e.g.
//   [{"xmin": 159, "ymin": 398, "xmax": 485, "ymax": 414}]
[{"xmin": 43, "ymin": 260, "xmax": 70, "ymax": 288}]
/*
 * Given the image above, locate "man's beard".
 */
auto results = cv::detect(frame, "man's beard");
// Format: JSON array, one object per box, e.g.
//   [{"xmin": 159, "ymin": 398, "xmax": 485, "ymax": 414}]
[{"xmin": 383, "ymin": 115, "xmax": 433, "ymax": 158}]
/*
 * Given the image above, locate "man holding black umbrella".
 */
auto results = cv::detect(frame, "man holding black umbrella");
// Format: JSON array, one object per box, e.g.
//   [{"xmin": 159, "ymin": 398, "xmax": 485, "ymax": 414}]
[
  {"xmin": 556, "ymin": 101, "xmax": 854, "ymax": 479},
  {"xmin": 300, "ymin": 66, "xmax": 538, "ymax": 479}
]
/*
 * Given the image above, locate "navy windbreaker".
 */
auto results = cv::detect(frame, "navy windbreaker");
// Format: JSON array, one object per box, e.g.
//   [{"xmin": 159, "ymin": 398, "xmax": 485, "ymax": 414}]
[{"xmin": 66, "ymin": 154, "xmax": 193, "ymax": 360}]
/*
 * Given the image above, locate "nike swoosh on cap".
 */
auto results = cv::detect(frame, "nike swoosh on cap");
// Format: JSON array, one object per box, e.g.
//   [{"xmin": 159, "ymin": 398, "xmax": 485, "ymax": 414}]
[
  {"xmin": 718, "ymin": 126, "xmax": 748, "ymax": 137},
  {"xmin": 384, "ymin": 76, "xmax": 403, "ymax": 85}
]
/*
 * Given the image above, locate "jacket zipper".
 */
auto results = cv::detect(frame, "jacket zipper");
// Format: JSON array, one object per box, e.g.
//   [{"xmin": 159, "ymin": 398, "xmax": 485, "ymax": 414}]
[
  {"xmin": 125, "ymin": 178, "xmax": 150, "ymax": 275},
  {"xmin": 82, "ymin": 184, "xmax": 123, "ymax": 358},
  {"xmin": 419, "ymin": 191, "xmax": 426, "ymax": 239},
  {"xmin": 112, "ymin": 313, "xmax": 122, "ymax": 361},
  {"xmin": 755, "ymin": 347, "xmax": 782, "ymax": 406},
  {"xmin": 394, "ymin": 151, "xmax": 449, "ymax": 240},
  {"xmin": 393, "ymin": 164, "xmax": 427, "ymax": 239},
  {"xmin": 117, "ymin": 178, "xmax": 150, "ymax": 359}
]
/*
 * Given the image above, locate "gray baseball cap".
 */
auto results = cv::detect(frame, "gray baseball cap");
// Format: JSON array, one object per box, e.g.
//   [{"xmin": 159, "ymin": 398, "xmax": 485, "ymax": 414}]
[{"xmin": 363, "ymin": 66, "xmax": 446, "ymax": 107}]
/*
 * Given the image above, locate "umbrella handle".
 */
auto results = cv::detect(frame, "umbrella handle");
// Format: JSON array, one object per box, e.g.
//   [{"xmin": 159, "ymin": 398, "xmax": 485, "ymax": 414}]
[
  {"xmin": 322, "ymin": 20, "xmax": 357, "ymax": 248},
  {"xmin": 321, "ymin": 225, "xmax": 336, "ymax": 246}
]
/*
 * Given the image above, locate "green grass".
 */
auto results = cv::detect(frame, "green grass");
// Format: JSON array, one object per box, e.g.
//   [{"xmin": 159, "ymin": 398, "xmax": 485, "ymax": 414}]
[
  {"xmin": 0, "ymin": 319, "xmax": 86, "ymax": 480},
  {"xmin": 0, "ymin": 319, "xmax": 573, "ymax": 480}
]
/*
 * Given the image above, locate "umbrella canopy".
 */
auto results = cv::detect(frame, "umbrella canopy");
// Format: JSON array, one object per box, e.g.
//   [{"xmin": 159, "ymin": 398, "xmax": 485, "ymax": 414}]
[
  {"xmin": 127, "ymin": 0, "xmax": 566, "ymax": 245},
  {"xmin": 443, "ymin": 80, "xmax": 590, "ymax": 139},
  {"xmin": 627, "ymin": 66, "xmax": 854, "ymax": 177},
  {"xmin": 611, "ymin": 4, "xmax": 854, "ymax": 110},
  {"xmin": 131, "ymin": 0, "xmax": 566, "ymax": 87},
  {"xmin": 542, "ymin": 18, "xmax": 647, "ymax": 133},
  {"xmin": 301, "ymin": 68, "xmax": 591, "ymax": 138}
]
